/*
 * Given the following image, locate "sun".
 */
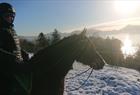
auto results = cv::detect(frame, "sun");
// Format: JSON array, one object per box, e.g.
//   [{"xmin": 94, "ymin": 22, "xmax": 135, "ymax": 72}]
[
  {"xmin": 114, "ymin": 0, "xmax": 139, "ymax": 15},
  {"xmin": 121, "ymin": 35, "xmax": 137, "ymax": 57}
]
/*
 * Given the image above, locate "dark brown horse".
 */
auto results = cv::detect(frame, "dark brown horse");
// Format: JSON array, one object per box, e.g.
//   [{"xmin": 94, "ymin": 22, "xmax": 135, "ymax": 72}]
[{"xmin": 29, "ymin": 32, "xmax": 105, "ymax": 95}]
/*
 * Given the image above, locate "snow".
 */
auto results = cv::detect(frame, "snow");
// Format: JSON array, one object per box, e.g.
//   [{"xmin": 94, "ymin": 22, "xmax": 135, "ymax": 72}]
[
  {"xmin": 29, "ymin": 53, "xmax": 34, "ymax": 59},
  {"xmin": 64, "ymin": 62, "xmax": 140, "ymax": 95}
]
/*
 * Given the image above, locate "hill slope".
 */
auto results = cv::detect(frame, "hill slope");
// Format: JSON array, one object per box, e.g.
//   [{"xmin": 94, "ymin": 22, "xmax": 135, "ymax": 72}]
[{"xmin": 64, "ymin": 62, "xmax": 140, "ymax": 95}]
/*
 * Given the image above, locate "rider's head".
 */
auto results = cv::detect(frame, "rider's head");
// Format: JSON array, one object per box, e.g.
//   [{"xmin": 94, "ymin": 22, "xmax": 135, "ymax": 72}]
[{"xmin": 0, "ymin": 2, "xmax": 16, "ymax": 27}]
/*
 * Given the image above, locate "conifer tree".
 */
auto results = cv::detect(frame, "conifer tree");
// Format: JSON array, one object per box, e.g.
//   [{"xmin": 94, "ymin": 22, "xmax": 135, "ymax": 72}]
[
  {"xmin": 35, "ymin": 32, "xmax": 49, "ymax": 51},
  {"xmin": 51, "ymin": 29, "xmax": 61, "ymax": 45}
]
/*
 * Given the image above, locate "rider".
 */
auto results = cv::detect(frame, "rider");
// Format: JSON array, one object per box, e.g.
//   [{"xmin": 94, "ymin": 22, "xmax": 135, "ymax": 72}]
[{"xmin": 0, "ymin": 2, "xmax": 31, "ymax": 95}]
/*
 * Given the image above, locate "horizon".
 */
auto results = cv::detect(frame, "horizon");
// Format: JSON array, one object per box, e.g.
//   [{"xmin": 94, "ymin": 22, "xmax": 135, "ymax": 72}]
[{"xmin": 1, "ymin": 0, "xmax": 140, "ymax": 36}]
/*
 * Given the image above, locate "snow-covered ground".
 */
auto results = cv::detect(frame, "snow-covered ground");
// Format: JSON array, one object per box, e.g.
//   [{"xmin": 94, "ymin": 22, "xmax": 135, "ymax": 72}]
[{"xmin": 64, "ymin": 62, "xmax": 140, "ymax": 95}]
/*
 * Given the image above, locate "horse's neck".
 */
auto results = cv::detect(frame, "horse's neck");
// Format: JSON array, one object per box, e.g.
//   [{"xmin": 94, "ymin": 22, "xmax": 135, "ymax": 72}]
[{"xmin": 29, "ymin": 38, "xmax": 80, "ymax": 73}]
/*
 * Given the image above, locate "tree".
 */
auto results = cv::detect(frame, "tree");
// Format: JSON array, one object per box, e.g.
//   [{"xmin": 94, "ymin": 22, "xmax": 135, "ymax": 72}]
[
  {"xmin": 51, "ymin": 29, "xmax": 61, "ymax": 45},
  {"xmin": 35, "ymin": 32, "xmax": 49, "ymax": 51}
]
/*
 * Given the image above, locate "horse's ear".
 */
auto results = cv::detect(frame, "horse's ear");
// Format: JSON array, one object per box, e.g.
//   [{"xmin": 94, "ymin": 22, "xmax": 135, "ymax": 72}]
[{"xmin": 80, "ymin": 28, "xmax": 87, "ymax": 36}]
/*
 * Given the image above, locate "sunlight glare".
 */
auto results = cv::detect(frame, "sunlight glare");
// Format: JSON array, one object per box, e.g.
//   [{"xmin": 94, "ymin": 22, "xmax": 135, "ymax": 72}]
[
  {"xmin": 114, "ymin": 0, "xmax": 140, "ymax": 15},
  {"xmin": 121, "ymin": 35, "xmax": 137, "ymax": 57}
]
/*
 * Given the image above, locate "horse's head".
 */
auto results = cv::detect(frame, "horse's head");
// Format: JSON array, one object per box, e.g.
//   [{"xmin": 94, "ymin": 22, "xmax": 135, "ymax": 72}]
[{"xmin": 73, "ymin": 31, "xmax": 105, "ymax": 70}]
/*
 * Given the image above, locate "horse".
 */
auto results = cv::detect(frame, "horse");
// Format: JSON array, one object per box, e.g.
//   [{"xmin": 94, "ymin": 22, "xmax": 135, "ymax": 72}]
[{"xmin": 29, "ymin": 31, "xmax": 105, "ymax": 95}]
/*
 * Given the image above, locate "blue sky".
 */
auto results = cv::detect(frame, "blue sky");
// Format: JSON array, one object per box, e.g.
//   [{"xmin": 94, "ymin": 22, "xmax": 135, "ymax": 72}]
[{"xmin": 1, "ymin": 0, "xmax": 140, "ymax": 36}]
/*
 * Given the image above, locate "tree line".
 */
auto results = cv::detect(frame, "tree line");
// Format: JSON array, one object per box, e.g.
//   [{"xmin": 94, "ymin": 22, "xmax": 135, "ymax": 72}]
[
  {"xmin": 20, "ymin": 29, "xmax": 61, "ymax": 53},
  {"xmin": 89, "ymin": 36, "xmax": 140, "ymax": 71}
]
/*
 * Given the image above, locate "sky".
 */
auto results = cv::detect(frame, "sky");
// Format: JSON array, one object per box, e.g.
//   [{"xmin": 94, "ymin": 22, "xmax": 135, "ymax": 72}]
[{"xmin": 1, "ymin": 0, "xmax": 140, "ymax": 36}]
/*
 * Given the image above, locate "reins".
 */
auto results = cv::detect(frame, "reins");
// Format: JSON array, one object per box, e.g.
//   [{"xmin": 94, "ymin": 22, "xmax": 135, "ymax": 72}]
[
  {"xmin": 0, "ymin": 48, "xmax": 16, "ymax": 57},
  {"xmin": 65, "ymin": 67, "xmax": 94, "ymax": 92},
  {"xmin": 66, "ymin": 67, "xmax": 91, "ymax": 79},
  {"xmin": 65, "ymin": 36, "xmax": 94, "ymax": 91}
]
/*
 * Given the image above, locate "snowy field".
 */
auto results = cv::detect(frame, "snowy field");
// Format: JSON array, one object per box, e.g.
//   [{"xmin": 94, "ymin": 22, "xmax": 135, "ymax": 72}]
[{"xmin": 64, "ymin": 62, "xmax": 140, "ymax": 95}]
